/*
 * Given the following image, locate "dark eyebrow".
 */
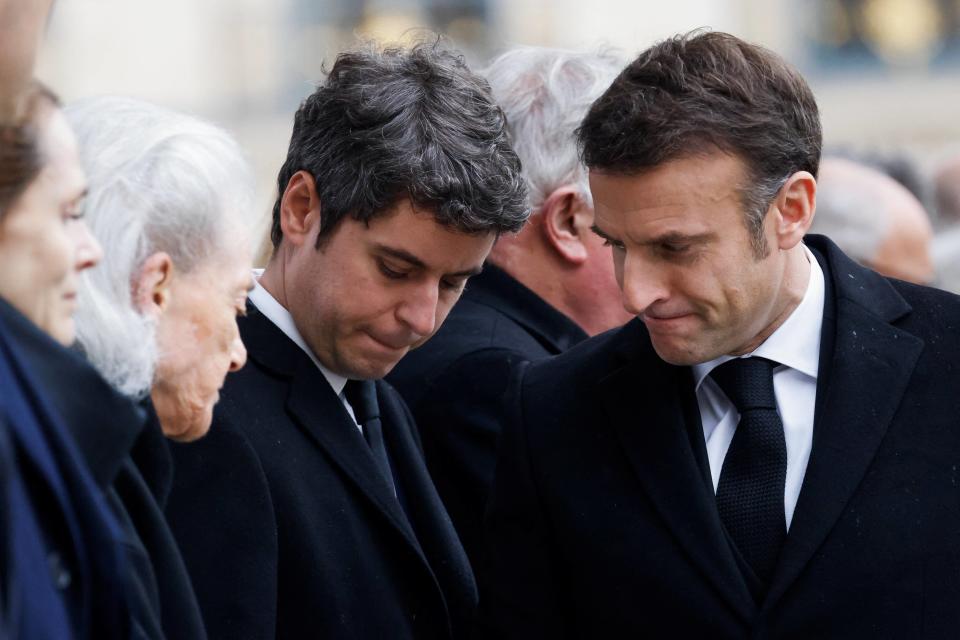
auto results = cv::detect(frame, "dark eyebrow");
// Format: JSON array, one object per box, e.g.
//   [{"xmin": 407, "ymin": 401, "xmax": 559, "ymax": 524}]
[
  {"xmin": 641, "ymin": 231, "xmax": 714, "ymax": 247},
  {"xmin": 377, "ymin": 245, "xmax": 483, "ymax": 278},
  {"xmin": 590, "ymin": 224, "xmax": 619, "ymax": 243}
]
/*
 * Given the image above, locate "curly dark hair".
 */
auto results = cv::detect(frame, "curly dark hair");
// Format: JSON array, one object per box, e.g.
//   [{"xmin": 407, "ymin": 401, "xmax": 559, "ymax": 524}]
[
  {"xmin": 0, "ymin": 81, "xmax": 60, "ymax": 218},
  {"xmin": 577, "ymin": 31, "xmax": 821, "ymax": 255},
  {"xmin": 270, "ymin": 40, "xmax": 529, "ymax": 248}
]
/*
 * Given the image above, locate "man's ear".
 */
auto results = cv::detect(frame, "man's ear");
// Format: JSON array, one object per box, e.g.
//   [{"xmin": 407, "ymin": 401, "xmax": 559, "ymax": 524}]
[
  {"xmin": 279, "ymin": 170, "xmax": 321, "ymax": 248},
  {"xmin": 773, "ymin": 170, "xmax": 817, "ymax": 250},
  {"xmin": 542, "ymin": 186, "xmax": 591, "ymax": 265},
  {"xmin": 134, "ymin": 252, "xmax": 174, "ymax": 319}
]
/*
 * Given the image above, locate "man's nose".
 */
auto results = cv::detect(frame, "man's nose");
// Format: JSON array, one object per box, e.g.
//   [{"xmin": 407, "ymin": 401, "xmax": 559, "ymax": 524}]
[
  {"xmin": 620, "ymin": 253, "xmax": 668, "ymax": 316},
  {"xmin": 396, "ymin": 282, "xmax": 439, "ymax": 338}
]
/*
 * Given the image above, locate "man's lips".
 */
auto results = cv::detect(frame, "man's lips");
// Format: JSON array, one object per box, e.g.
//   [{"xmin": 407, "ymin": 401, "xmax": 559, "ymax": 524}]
[
  {"xmin": 365, "ymin": 332, "xmax": 411, "ymax": 352},
  {"xmin": 641, "ymin": 312, "xmax": 695, "ymax": 329}
]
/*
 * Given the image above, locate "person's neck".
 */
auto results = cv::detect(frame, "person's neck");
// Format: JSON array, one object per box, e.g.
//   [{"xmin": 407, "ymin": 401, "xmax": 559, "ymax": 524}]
[
  {"xmin": 730, "ymin": 244, "xmax": 811, "ymax": 356},
  {"xmin": 489, "ymin": 250, "xmax": 580, "ymax": 323},
  {"xmin": 257, "ymin": 257, "xmax": 288, "ymax": 310}
]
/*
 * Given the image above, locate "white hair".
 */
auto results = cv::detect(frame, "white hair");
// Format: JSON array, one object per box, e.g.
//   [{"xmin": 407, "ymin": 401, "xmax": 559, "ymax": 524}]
[
  {"xmin": 66, "ymin": 96, "xmax": 254, "ymax": 398},
  {"xmin": 481, "ymin": 47, "xmax": 623, "ymax": 211},
  {"xmin": 810, "ymin": 160, "xmax": 893, "ymax": 264}
]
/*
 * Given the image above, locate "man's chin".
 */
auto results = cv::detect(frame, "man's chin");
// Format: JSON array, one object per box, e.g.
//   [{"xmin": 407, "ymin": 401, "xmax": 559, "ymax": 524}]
[
  {"xmin": 342, "ymin": 352, "xmax": 408, "ymax": 381},
  {"xmin": 649, "ymin": 337, "xmax": 715, "ymax": 367}
]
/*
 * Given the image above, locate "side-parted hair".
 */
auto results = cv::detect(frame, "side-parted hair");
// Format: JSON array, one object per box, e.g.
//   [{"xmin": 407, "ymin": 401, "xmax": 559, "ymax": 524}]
[
  {"xmin": 481, "ymin": 46, "xmax": 622, "ymax": 212},
  {"xmin": 0, "ymin": 81, "xmax": 59, "ymax": 217},
  {"xmin": 270, "ymin": 39, "xmax": 529, "ymax": 249},
  {"xmin": 577, "ymin": 30, "xmax": 822, "ymax": 255},
  {"xmin": 67, "ymin": 96, "xmax": 255, "ymax": 398}
]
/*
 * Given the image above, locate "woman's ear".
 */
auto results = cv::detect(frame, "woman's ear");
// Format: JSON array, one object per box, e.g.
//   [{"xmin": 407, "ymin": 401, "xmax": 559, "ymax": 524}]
[{"xmin": 134, "ymin": 251, "xmax": 174, "ymax": 318}]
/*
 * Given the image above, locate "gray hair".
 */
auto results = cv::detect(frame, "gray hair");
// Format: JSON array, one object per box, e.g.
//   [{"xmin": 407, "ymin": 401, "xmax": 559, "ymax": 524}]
[
  {"xmin": 810, "ymin": 157, "xmax": 894, "ymax": 264},
  {"xmin": 66, "ymin": 96, "xmax": 254, "ymax": 398},
  {"xmin": 481, "ymin": 47, "xmax": 622, "ymax": 212}
]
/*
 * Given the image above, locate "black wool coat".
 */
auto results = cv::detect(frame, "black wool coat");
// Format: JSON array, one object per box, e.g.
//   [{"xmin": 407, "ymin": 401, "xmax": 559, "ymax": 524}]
[
  {"xmin": 478, "ymin": 235, "xmax": 960, "ymax": 639},
  {"xmin": 388, "ymin": 264, "xmax": 588, "ymax": 570},
  {"xmin": 167, "ymin": 302, "xmax": 477, "ymax": 640}
]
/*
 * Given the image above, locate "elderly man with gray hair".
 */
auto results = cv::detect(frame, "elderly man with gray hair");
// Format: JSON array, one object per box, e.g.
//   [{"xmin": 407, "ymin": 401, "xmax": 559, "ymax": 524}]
[
  {"xmin": 66, "ymin": 96, "xmax": 257, "ymax": 640},
  {"xmin": 388, "ymin": 46, "xmax": 632, "ymax": 571},
  {"xmin": 810, "ymin": 156, "xmax": 934, "ymax": 285}
]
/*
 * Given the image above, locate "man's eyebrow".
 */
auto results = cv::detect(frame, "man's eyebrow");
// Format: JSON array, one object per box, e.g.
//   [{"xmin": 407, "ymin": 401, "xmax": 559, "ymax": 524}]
[
  {"xmin": 377, "ymin": 245, "xmax": 427, "ymax": 269},
  {"xmin": 590, "ymin": 224, "xmax": 619, "ymax": 243},
  {"xmin": 376, "ymin": 245, "xmax": 483, "ymax": 278},
  {"xmin": 641, "ymin": 231, "xmax": 714, "ymax": 246}
]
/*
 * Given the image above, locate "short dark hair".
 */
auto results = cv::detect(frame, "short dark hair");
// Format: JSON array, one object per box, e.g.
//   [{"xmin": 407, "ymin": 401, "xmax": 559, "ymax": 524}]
[
  {"xmin": 577, "ymin": 31, "xmax": 821, "ymax": 255},
  {"xmin": 271, "ymin": 40, "xmax": 529, "ymax": 248},
  {"xmin": 0, "ymin": 81, "xmax": 60, "ymax": 218}
]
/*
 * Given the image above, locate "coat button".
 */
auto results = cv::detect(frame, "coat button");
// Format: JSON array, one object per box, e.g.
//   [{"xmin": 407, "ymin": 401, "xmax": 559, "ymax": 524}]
[{"xmin": 47, "ymin": 552, "xmax": 72, "ymax": 589}]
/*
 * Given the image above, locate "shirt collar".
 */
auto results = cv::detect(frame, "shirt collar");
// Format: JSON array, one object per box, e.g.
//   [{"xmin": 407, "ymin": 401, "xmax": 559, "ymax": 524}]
[
  {"xmin": 691, "ymin": 244, "xmax": 825, "ymax": 391},
  {"xmin": 248, "ymin": 269, "xmax": 347, "ymax": 397}
]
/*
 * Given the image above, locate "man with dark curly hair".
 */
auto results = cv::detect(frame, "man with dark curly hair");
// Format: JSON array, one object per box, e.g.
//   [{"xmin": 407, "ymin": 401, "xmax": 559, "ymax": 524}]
[
  {"xmin": 167, "ymin": 41, "xmax": 528, "ymax": 640},
  {"xmin": 480, "ymin": 31, "xmax": 960, "ymax": 638}
]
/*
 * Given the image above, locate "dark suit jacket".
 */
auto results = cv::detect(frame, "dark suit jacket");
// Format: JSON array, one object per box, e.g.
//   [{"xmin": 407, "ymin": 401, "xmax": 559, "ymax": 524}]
[
  {"xmin": 388, "ymin": 264, "xmax": 587, "ymax": 568},
  {"xmin": 0, "ymin": 297, "xmax": 130, "ymax": 639},
  {"xmin": 479, "ymin": 235, "xmax": 960, "ymax": 639},
  {"xmin": 167, "ymin": 302, "xmax": 477, "ymax": 640}
]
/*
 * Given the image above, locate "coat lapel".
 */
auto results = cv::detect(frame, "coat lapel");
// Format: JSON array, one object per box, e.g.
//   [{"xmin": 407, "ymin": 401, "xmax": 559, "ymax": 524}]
[
  {"xmin": 600, "ymin": 329, "xmax": 756, "ymax": 623},
  {"xmin": 240, "ymin": 306, "xmax": 426, "ymax": 562},
  {"xmin": 764, "ymin": 237, "xmax": 924, "ymax": 610}
]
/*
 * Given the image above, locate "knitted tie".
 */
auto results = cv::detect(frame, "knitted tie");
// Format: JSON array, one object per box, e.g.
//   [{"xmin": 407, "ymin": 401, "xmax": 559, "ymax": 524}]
[
  {"xmin": 343, "ymin": 380, "xmax": 397, "ymax": 497},
  {"xmin": 711, "ymin": 357, "xmax": 787, "ymax": 588}
]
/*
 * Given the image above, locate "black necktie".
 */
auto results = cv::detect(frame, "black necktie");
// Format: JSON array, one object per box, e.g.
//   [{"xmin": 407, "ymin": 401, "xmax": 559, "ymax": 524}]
[
  {"xmin": 343, "ymin": 380, "xmax": 397, "ymax": 497},
  {"xmin": 711, "ymin": 357, "xmax": 787, "ymax": 587}
]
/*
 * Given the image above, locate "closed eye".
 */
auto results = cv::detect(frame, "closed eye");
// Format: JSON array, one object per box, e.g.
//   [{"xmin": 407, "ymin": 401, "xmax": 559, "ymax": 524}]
[
  {"xmin": 377, "ymin": 259, "xmax": 408, "ymax": 280},
  {"xmin": 440, "ymin": 277, "xmax": 467, "ymax": 292}
]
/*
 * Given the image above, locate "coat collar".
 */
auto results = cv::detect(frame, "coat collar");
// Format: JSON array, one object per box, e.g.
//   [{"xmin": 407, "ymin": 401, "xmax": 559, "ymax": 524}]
[
  {"xmin": 238, "ymin": 303, "xmax": 433, "ymax": 567},
  {"xmin": 599, "ymin": 321, "xmax": 758, "ymax": 622},
  {"xmin": 762, "ymin": 235, "xmax": 923, "ymax": 610},
  {"xmin": 0, "ymin": 297, "xmax": 145, "ymax": 490},
  {"xmin": 598, "ymin": 235, "xmax": 923, "ymax": 618},
  {"xmin": 465, "ymin": 264, "xmax": 588, "ymax": 354}
]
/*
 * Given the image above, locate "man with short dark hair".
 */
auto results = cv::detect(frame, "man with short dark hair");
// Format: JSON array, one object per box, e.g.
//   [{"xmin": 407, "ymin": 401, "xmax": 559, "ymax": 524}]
[
  {"xmin": 387, "ymin": 47, "xmax": 631, "ymax": 570},
  {"xmin": 167, "ymin": 42, "xmax": 527, "ymax": 640},
  {"xmin": 479, "ymin": 31, "xmax": 960, "ymax": 638}
]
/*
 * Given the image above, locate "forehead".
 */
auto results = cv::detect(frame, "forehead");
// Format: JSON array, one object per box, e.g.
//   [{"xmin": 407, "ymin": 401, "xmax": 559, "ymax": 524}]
[
  {"xmin": 35, "ymin": 108, "xmax": 86, "ymax": 196},
  {"xmin": 590, "ymin": 153, "xmax": 747, "ymax": 232}
]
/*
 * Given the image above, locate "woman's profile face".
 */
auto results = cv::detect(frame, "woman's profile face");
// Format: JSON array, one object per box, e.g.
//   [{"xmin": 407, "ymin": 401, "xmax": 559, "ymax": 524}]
[{"xmin": 0, "ymin": 106, "xmax": 102, "ymax": 344}]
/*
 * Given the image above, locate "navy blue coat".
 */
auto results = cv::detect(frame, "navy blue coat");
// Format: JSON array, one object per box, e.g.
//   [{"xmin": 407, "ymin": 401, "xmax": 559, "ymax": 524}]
[{"xmin": 0, "ymin": 298, "xmax": 129, "ymax": 639}]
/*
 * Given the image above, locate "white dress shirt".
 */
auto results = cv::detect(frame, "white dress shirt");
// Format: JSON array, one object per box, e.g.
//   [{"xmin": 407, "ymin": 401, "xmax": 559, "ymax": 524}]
[
  {"xmin": 248, "ymin": 270, "xmax": 362, "ymax": 431},
  {"xmin": 691, "ymin": 245, "xmax": 825, "ymax": 530}
]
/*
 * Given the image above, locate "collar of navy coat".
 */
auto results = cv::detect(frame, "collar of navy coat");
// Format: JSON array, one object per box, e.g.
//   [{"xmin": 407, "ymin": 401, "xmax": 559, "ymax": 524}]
[
  {"xmin": 591, "ymin": 234, "xmax": 923, "ymax": 622},
  {"xmin": 466, "ymin": 263, "xmax": 588, "ymax": 354},
  {"xmin": 236, "ymin": 301, "xmax": 468, "ymax": 618},
  {"xmin": 0, "ymin": 297, "xmax": 145, "ymax": 491}
]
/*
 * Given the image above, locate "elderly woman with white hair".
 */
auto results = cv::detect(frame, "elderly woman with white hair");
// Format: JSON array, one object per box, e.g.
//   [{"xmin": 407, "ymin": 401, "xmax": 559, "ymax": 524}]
[{"xmin": 66, "ymin": 96, "xmax": 257, "ymax": 640}]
